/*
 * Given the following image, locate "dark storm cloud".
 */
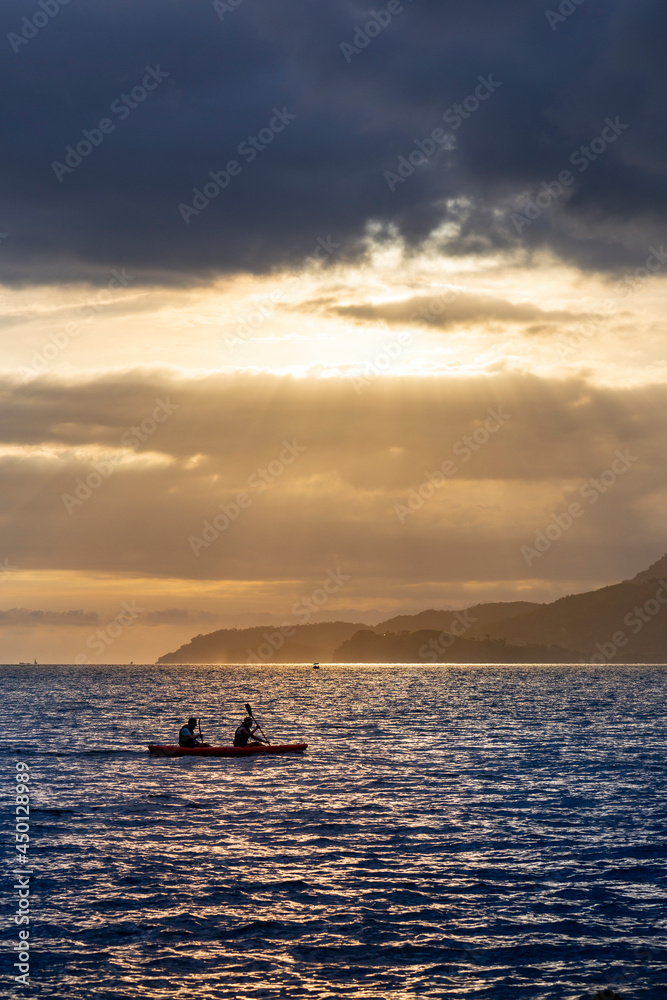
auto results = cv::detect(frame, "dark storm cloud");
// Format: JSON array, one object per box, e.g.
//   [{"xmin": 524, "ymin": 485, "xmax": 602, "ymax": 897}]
[{"xmin": 0, "ymin": 0, "xmax": 665, "ymax": 283}]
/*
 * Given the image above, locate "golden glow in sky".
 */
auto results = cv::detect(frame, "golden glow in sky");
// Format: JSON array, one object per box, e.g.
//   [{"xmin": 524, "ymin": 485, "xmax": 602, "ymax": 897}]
[
  {"xmin": 3, "ymin": 0, "xmax": 667, "ymax": 662},
  {"xmin": 7, "ymin": 239, "xmax": 667, "ymax": 385},
  {"xmin": 2, "ymin": 234, "xmax": 666, "ymax": 662}
]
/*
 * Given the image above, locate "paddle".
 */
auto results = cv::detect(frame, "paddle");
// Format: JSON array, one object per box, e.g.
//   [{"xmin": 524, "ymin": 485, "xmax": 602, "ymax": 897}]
[
  {"xmin": 197, "ymin": 718, "xmax": 205, "ymax": 745},
  {"xmin": 245, "ymin": 702, "xmax": 270, "ymax": 744}
]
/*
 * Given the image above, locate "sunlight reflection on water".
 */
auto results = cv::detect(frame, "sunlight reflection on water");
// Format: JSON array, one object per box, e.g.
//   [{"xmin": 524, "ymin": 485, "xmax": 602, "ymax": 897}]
[{"xmin": 1, "ymin": 663, "xmax": 666, "ymax": 999}]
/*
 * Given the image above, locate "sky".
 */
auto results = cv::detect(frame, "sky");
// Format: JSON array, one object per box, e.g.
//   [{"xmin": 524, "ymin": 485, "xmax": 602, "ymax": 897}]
[{"xmin": 1, "ymin": 0, "xmax": 666, "ymax": 662}]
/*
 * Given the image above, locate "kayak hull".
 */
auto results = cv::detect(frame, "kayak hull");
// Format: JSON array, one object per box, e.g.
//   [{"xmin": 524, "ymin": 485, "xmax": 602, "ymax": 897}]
[{"xmin": 148, "ymin": 742, "xmax": 307, "ymax": 757}]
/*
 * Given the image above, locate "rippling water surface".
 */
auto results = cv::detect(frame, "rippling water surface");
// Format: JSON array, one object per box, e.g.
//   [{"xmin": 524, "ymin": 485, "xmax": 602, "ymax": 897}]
[{"xmin": 2, "ymin": 663, "xmax": 666, "ymax": 999}]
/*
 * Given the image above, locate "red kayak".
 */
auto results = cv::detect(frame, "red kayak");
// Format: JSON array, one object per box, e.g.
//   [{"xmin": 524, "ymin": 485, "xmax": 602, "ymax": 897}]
[{"xmin": 148, "ymin": 743, "xmax": 307, "ymax": 757}]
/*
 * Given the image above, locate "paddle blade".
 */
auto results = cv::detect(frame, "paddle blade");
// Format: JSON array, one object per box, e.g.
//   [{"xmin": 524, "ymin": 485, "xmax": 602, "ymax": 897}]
[{"xmin": 245, "ymin": 702, "xmax": 253, "ymax": 717}]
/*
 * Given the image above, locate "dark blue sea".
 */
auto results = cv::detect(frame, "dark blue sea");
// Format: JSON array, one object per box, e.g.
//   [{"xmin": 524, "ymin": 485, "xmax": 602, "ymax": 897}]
[{"xmin": 2, "ymin": 663, "xmax": 666, "ymax": 999}]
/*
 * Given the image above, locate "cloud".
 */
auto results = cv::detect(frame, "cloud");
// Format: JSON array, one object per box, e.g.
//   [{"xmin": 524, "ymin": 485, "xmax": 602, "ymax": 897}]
[
  {"xmin": 0, "ymin": 368, "xmax": 664, "ymax": 591},
  {"xmin": 143, "ymin": 608, "xmax": 227, "ymax": 626},
  {"xmin": 0, "ymin": 608, "xmax": 98, "ymax": 627},
  {"xmin": 0, "ymin": 0, "xmax": 666, "ymax": 285},
  {"xmin": 329, "ymin": 293, "xmax": 585, "ymax": 331},
  {"xmin": 0, "ymin": 604, "xmax": 227, "ymax": 628}
]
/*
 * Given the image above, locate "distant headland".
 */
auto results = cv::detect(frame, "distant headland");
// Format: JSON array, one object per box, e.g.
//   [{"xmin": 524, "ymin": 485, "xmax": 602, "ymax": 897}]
[{"xmin": 156, "ymin": 555, "xmax": 667, "ymax": 665}]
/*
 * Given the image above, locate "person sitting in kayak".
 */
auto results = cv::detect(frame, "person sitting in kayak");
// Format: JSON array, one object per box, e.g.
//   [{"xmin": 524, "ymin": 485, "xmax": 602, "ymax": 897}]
[
  {"xmin": 234, "ymin": 716, "xmax": 266, "ymax": 747},
  {"xmin": 178, "ymin": 717, "xmax": 202, "ymax": 748}
]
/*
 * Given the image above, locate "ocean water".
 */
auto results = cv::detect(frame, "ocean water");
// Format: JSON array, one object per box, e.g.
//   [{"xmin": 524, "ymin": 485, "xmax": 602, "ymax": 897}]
[{"xmin": 1, "ymin": 663, "xmax": 666, "ymax": 1000}]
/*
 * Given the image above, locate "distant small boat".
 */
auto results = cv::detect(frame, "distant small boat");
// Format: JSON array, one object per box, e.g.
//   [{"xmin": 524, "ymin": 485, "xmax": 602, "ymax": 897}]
[{"xmin": 313, "ymin": 662, "xmax": 320, "ymax": 669}]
